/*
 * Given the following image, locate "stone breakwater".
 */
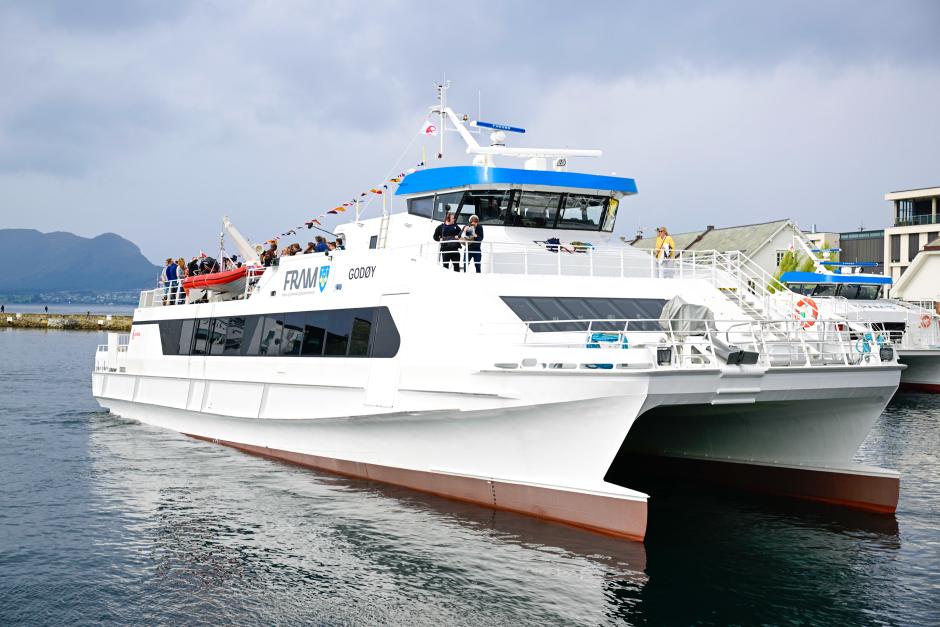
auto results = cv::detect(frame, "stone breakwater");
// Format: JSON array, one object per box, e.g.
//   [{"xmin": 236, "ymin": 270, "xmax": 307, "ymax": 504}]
[{"xmin": 2, "ymin": 313, "xmax": 132, "ymax": 332}]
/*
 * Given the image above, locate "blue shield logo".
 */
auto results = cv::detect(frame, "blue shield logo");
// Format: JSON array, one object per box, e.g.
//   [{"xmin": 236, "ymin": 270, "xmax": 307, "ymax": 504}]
[{"xmin": 318, "ymin": 265, "xmax": 330, "ymax": 292}]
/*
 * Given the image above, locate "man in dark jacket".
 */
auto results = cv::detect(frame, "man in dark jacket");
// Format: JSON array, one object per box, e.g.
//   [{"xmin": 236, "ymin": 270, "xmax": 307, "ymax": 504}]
[{"xmin": 433, "ymin": 212, "xmax": 462, "ymax": 271}]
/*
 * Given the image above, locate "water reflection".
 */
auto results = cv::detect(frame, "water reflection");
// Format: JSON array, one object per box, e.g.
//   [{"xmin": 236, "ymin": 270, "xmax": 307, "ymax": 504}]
[{"xmin": 2, "ymin": 330, "xmax": 937, "ymax": 625}]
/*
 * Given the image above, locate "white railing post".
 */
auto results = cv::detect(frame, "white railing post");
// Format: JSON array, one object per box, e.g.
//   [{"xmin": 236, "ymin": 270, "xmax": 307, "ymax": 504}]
[
  {"xmin": 588, "ymin": 247, "xmax": 594, "ymax": 276},
  {"xmin": 557, "ymin": 247, "xmax": 562, "ymax": 276},
  {"xmin": 620, "ymin": 248, "xmax": 624, "ymax": 278},
  {"xmin": 523, "ymin": 246, "xmax": 529, "ymax": 275}
]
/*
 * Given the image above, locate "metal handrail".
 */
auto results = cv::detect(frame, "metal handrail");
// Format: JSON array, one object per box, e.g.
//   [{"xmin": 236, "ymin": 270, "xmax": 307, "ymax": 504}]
[{"xmin": 480, "ymin": 316, "xmax": 896, "ymax": 369}]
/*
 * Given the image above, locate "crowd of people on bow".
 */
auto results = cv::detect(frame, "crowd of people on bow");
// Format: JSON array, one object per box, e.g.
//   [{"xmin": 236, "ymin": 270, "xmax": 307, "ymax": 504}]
[
  {"xmin": 433, "ymin": 212, "xmax": 484, "ymax": 273},
  {"xmin": 157, "ymin": 254, "xmax": 243, "ymax": 305}
]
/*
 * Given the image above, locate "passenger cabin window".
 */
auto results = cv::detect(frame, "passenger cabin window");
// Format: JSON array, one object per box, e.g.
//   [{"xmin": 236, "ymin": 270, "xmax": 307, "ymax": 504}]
[
  {"xmin": 501, "ymin": 296, "xmax": 667, "ymax": 332},
  {"xmin": 407, "ymin": 189, "xmax": 618, "ymax": 231},
  {"xmin": 154, "ymin": 307, "xmax": 399, "ymax": 358}
]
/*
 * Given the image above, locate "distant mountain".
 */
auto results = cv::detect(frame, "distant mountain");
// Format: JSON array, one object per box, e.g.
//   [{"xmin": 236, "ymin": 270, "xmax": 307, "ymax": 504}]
[{"xmin": 0, "ymin": 229, "xmax": 160, "ymax": 293}]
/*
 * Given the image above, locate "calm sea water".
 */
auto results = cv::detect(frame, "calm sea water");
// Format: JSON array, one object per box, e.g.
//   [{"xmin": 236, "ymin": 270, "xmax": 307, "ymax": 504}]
[{"xmin": 1, "ymin": 329, "xmax": 938, "ymax": 625}]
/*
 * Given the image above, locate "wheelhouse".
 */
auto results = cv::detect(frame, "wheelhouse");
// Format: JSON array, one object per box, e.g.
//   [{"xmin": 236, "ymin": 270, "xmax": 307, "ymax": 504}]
[
  {"xmin": 396, "ymin": 166, "xmax": 636, "ymax": 233},
  {"xmin": 780, "ymin": 271, "xmax": 892, "ymax": 300}
]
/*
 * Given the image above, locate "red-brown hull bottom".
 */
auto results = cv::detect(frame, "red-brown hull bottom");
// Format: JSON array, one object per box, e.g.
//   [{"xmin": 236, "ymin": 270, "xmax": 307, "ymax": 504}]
[
  {"xmin": 185, "ymin": 434, "xmax": 649, "ymax": 542},
  {"xmin": 899, "ymin": 382, "xmax": 940, "ymax": 394},
  {"xmin": 616, "ymin": 454, "xmax": 899, "ymax": 514}
]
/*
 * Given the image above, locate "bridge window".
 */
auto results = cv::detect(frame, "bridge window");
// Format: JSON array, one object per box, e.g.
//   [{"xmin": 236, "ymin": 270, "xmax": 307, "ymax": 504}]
[
  {"xmin": 515, "ymin": 192, "xmax": 562, "ymax": 228},
  {"xmin": 459, "ymin": 190, "xmax": 514, "ymax": 225},
  {"xmin": 811, "ymin": 284, "xmax": 839, "ymax": 297},
  {"xmin": 558, "ymin": 194, "xmax": 606, "ymax": 231},
  {"xmin": 434, "ymin": 192, "xmax": 462, "ymax": 221},
  {"xmin": 408, "ymin": 196, "xmax": 434, "ymax": 219}
]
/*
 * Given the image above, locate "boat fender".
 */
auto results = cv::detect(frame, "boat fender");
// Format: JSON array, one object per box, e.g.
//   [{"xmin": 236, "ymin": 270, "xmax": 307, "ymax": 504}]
[
  {"xmin": 794, "ymin": 297, "xmax": 818, "ymax": 329},
  {"xmin": 920, "ymin": 314, "xmax": 932, "ymax": 329}
]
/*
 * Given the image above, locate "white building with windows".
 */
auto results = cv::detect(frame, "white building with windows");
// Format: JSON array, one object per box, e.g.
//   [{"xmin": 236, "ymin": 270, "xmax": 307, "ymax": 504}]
[
  {"xmin": 884, "ymin": 186, "xmax": 940, "ymax": 285},
  {"xmin": 631, "ymin": 219, "xmax": 808, "ymax": 276}
]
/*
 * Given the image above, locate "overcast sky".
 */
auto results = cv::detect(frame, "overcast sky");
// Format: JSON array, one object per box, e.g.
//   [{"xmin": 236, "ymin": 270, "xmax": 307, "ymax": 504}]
[{"xmin": 1, "ymin": 0, "xmax": 938, "ymax": 262}]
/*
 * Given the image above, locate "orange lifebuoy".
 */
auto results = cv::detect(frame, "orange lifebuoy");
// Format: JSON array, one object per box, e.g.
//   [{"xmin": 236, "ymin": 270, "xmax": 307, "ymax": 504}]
[
  {"xmin": 920, "ymin": 314, "xmax": 932, "ymax": 329},
  {"xmin": 794, "ymin": 297, "xmax": 819, "ymax": 329}
]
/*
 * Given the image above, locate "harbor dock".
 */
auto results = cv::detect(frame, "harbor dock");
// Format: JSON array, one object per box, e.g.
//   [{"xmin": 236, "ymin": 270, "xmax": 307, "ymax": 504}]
[{"xmin": 3, "ymin": 312, "xmax": 132, "ymax": 332}]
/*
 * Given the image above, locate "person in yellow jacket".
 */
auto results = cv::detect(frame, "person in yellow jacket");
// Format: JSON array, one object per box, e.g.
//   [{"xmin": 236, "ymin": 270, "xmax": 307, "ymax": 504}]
[{"xmin": 654, "ymin": 226, "xmax": 676, "ymax": 277}]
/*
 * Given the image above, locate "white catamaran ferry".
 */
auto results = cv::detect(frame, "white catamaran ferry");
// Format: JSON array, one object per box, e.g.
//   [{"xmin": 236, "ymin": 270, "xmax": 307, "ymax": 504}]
[{"xmin": 93, "ymin": 92, "xmax": 904, "ymax": 541}]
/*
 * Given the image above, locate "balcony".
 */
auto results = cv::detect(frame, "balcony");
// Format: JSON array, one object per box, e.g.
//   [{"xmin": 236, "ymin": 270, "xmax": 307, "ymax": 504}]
[{"xmin": 894, "ymin": 213, "xmax": 938, "ymax": 227}]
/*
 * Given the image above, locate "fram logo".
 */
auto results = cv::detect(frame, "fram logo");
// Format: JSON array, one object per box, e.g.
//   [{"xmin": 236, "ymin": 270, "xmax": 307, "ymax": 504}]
[{"xmin": 283, "ymin": 266, "xmax": 329, "ymax": 293}]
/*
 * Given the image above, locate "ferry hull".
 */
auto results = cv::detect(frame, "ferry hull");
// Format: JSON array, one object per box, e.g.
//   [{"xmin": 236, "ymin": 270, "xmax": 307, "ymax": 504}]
[
  {"xmin": 898, "ymin": 350, "xmax": 940, "ymax": 393},
  {"xmin": 93, "ymin": 390, "xmax": 652, "ymax": 541},
  {"xmin": 94, "ymin": 362, "xmax": 901, "ymax": 540}
]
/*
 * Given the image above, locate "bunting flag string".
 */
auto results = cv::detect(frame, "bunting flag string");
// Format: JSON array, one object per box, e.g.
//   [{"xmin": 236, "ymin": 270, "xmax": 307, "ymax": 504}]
[{"xmin": 266, "ymin": 125, "xmax": 428, "ymax": 244}]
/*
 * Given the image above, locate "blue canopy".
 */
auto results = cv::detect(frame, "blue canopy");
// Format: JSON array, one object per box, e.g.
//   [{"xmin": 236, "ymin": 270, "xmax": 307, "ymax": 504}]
[
  {"xmin": 780, "ymin": 271, "xmax": 892, "ymax": 286},
  {"xmin": 395, "ymin": 166, "xmax": 638, "ymax": 196}
]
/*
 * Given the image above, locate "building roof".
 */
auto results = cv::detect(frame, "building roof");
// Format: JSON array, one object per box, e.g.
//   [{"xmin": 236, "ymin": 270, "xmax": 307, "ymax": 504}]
[
  {"xmin": 926, "ymin": 236, "xmax": 940, "ymax": 251},
  {"xmin": 884, "ymin": 186, "xmax": 940, "ymax": 201},
  {"xmin": 632, "ymin": 219, "xmax": 795, "ymax": 254}
]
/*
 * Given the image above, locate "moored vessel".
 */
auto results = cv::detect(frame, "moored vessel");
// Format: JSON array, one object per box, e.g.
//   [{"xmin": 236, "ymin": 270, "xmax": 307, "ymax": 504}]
[{"xmin": 93, "ymin": 89, "xmax": 903, "ymax": 540}]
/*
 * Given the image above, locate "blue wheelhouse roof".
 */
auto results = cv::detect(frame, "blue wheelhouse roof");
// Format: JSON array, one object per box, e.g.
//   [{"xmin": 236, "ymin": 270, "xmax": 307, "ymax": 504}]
[
  {"xmin": 780, "ymin": 271, "xmax": 892, "ymax": 286},
  {"xmin": 395, "ymin": 166, "xmax": 638, "ymax": 196}
]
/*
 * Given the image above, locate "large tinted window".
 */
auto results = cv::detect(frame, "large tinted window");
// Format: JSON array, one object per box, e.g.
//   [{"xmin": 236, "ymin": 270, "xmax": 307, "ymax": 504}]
[
  {"xmin": 557, "ymin": 194, "xmax": 607, "ymax": 231},
  {"xmin": 178, "ymin": 318, "xmax": 195, "ymax": 355},
  {"xmin": 208, "ymin": 317, "xmax": 228, "ymax": 355},
  {"xmin": 156, "ymin": 319, "xmax": 183, "ymax": 355},
  {"xmin": 153, "ymin": 307, "xmax": 400, "ymax": 359},
  {"xmin": 302, "ymin": 310, "xmax": 327, "ymax": 356},
  {"xmin": 240, "ymin": 315, "xmax": 263, "ymax": 356},
  {"xmin": 500, "ymin": 296, "xmax": 667, "ymax": 332},
  {"xmin": 370, "ymin": 307, "xmax": 400, "ymax": 358},
  {"xmin": 224, "ymin": 316, "xmax": 245, "ymax": 355},
  {"xmin": 514, "ymin": 192, "xmax": 561, "ymax": 228},
  {"xmin": 258, "ymin": 314, "xmax": 283, "ymax": 356},
  {"xmin": 192, "ymin": 318, "xmax": 212, "ymax": 355},
  {"xmin": 280, "ymin": 312, "xmax": 305, "ymax": 356},
  {"xmin": 348, "ymin": 309, "xmax": 373, "ymax": 357},
  {"xmin": 324, "ymin": 309, "xmax": 353, "ymax": 356}
]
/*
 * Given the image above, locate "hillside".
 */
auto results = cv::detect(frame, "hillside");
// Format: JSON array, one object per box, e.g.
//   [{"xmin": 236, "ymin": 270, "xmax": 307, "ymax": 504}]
[{"xmin": 0, "ymin": 229, "xmax": 160, "ymax": 293}]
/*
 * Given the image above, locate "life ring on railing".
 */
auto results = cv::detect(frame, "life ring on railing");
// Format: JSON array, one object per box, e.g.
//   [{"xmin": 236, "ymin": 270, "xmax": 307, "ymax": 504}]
[
  {"xmin": 794, "ymin": 297, "xmax": 819, "ymax": 329},
  {"xmin": 920, "ymin": 313, "xmax": 932, "ymax": 329}
]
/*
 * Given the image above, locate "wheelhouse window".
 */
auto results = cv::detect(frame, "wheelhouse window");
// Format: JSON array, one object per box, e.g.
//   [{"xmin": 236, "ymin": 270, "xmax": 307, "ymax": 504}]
[
  {"xmin": 459, "ymin": 190, "xmax": 514, "ymax": 225},
  {"xmin": 407, "ymin": 189, "xmax": 618, "ymax": 231},
  {"xmin": 433, "ymin": 192, "xmax": 462, "ymax": 221},
  {"xmin": 514, "ymin": 192, "xmax": 562, "ymax": 228},
  {"xmin": 558, "ymin": 194, "xmax": 606, "ymax": 231},
  {"xmin": 408, "ymin": 196, "xmax": 434, "ymax": 219},
  {"xmin": 811, "ymin": 284, "xmax": 839, "ymax": 297}
]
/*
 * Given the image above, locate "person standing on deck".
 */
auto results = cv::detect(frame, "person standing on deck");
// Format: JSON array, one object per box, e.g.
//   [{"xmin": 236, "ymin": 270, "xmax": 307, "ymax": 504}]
[
  {"xmin": 159, "ymin": 258, "xmax": 173, "ymax": 304},
  {"xmin": 463, "ymin": 215, "xmax": 484, "ymax": 273},
  {"xmin": 655, "ymin": 226, "xmax": 676, "ymax": 278},
  {"xmin": 433, "ymin": 212, "xmax": 462, "ymax": 271}
]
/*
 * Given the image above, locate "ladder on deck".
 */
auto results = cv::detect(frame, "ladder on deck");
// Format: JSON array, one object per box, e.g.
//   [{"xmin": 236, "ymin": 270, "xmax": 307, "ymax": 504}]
[{"xmin": 377, "ymin": 213, "xmax": 390, "ymax": 249}]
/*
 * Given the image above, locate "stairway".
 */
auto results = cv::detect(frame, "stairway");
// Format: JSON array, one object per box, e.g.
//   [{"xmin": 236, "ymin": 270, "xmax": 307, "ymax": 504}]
[{"xmin": 377, "ymin": 213, "xmax": 390, "ymax": 249}]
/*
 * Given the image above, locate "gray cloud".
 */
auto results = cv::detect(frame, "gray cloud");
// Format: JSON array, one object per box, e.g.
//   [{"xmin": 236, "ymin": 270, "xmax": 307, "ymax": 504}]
[{"xmin": 0, "ymin": 1, "xmax": 937, "ymax": 261}]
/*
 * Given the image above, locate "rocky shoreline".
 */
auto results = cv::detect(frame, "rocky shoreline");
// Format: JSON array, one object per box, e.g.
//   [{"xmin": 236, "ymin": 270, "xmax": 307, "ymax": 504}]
[{"xmin": 2, "ymin": 312, "xmax": 132, "ymax": 332}]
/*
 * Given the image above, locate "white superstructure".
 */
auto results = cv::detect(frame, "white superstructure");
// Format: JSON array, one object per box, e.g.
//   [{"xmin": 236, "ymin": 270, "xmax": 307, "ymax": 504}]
[{"xmin": 93, "ymin": 96, "xmax": 904, "ymax": 541}]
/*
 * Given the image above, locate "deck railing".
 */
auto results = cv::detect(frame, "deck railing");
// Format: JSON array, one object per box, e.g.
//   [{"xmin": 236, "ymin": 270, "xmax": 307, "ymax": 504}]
[{"xmin": 480, "ymin": 316, "xmax": 896, "ymax": 370}]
